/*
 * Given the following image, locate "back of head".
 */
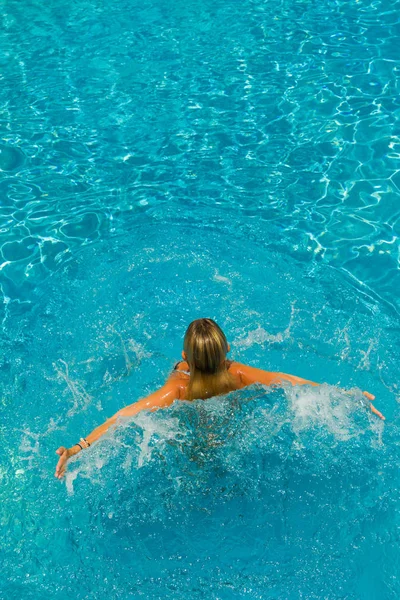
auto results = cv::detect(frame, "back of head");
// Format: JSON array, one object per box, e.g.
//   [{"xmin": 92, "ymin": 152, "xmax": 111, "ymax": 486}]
[
  {"xmin": 184, "ymin": 318, "xmax": 228, "ymax": 374},
  {"xmin": 183, "ymin": 318, "xmax": 235, "ymax": 400}
]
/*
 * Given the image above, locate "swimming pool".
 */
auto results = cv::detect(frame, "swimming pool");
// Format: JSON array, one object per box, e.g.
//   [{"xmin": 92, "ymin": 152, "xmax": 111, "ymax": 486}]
[{"xmin": 1, "ymin": 0, "xmax": 399, "ymax": 598}]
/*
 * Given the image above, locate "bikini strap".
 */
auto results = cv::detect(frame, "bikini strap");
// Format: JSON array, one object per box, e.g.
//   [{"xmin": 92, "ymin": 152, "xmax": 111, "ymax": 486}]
[{"xmin": 173, "ymin": 361, "xmax": 190, "ymax": 376}]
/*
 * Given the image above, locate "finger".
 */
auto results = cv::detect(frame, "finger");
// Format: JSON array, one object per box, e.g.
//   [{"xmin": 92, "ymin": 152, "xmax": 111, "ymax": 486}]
[
  {"xmin": 56, "ymin": 465, "xmax": 65, "ymax": 478},
  {"xmin": 370, "ymin": 404, "xmax": 385, "ymax": 420},
  {"xmin": 56, "ymin": 447, "xmax": 66, "ymax": 455},
  {"xmin": 56, "ymin": 454, "xmax": 65, "ymax": 468},
  {"xmin": 55, "ymin": 454, "xmax": 67, "ymax": 474},
  {"xmin": 363, "ymin": 392, "xmax": 375, "ymax": 401},
  {"xmin": 56, "ymin": 463, "xmax": 66, "ymax": 476}
]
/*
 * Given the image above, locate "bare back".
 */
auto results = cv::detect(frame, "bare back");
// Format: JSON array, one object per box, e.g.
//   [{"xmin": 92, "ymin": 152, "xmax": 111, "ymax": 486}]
[{"xmin": 168, "ymin": 360, "xmax": 246, "ymax": 400}]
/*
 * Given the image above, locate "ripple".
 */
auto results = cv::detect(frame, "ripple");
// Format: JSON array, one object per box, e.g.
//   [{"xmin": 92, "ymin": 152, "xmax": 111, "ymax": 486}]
[
  {"xmin": 0, "ymin": 145, "xmax": 25, "ymax": 171},
  {"xmin": 0, "ymin": 6, "xmax": 398, "ymax": 600},
  {"xmin": 1, "ymin": 221, "xmax": 399, "ymax": 597},
  {"xmin": 59, "ymin": 212, "xmax": 100, "ymax": 239},
  {"xmin": 0, "ymin": 0, "xmax": 398, "ymax": 308},
  {"xmin": 2, "ymin": 237, "xmax": 39, "ymax": 262}
]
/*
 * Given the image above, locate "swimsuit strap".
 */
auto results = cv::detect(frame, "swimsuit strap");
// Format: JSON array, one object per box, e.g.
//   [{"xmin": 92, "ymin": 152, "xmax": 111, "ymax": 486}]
[{"xmin": 173, "ymin": 361, "xmax": 190, "ymax": 376}]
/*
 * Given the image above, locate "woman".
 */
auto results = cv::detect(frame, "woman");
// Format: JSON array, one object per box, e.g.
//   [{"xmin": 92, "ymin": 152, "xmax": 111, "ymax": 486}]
[{"xmin": 55, "ymin": 318, "xmax": 384, "ymax": 478}]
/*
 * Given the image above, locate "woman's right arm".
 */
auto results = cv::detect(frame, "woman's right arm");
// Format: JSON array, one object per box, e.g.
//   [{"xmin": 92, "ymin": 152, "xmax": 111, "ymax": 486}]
[{"xmin": 55, "ymin": 380, "xmax": 181, "ymax": 479}]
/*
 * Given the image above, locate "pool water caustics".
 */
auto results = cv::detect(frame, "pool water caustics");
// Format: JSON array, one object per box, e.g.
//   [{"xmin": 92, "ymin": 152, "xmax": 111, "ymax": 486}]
[{"xmin": 0, "ymin": 0, "xmax": 400, "ymax": 598}]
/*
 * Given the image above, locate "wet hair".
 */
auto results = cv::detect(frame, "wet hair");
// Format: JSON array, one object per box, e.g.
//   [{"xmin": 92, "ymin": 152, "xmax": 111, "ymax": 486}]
[{"xmin": 183, "ymin": 318, "xmax": 237, "ymax": 401}]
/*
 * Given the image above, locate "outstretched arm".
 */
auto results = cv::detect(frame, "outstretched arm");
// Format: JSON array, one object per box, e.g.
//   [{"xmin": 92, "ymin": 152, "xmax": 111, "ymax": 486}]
[
  {"xmin": 235, "ymin": 363, "xmax": 318, "ymax": 388},
  {"xmin": 234, "ymin": 363, "xmax": 385, "ymax": 420},
  {"xmin": 55, "ymin": 380, "xmax": 180, "ymax": 479}
]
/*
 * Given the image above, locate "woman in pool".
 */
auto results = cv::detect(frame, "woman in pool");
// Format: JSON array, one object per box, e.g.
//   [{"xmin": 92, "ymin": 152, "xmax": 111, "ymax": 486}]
[{"xmin": 55, "ymin": 318, "xmax": 384, "ymax": 478}]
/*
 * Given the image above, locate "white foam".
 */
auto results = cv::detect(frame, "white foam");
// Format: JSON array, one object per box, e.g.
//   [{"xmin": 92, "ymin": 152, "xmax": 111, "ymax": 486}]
[
  {"xmin": 19, "ymin": 431, "xmax": 40, "ymax": 471},
  {"xmin": 53, "ymin": 359, "xmax": 92, "ymax": 415},
  {"xmin": 133, "ymin": 410, "xmax": 184, "ymax": 468},
  {"xmin": 286, "ymin": 383, "xmax": 381, "ymax": 442},
  {"xmin": 65, "ymin": 469, "xmax": 79, "ymax": 495},
  {"xmin": 59, "ymin": 382, "xmax": 385, "ymax": 492},
  {"xmin": 61, "ymin": 407, "xmax": 185, "ymax": 490},
  {"xmin": 357, "ymin": 337, "xmax": 378, "ymax": 371},
  {"xmin": 212, "ymin": 269, "xmax": 233, "ymax": 288},
  {"xmin": 127, "ymin": 338, "xmax": 152, "ymax": 362},
  {"xmin": 235, "ymin": 303, "xmax": 296, "ymax": 348}
]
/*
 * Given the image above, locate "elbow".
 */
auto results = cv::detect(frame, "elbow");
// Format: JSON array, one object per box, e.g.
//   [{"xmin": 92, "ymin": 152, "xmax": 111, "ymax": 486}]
[
  {"xmin": 107, "ymin": 413, "xmax": 120, "ymax": 424},
  {"xmin": 116, "ymin": 405, "xmax": 141, "ymax": 418}
]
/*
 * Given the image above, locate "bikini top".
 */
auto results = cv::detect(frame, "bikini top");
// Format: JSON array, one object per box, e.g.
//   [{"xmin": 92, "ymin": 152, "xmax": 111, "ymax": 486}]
[{"xmin": 173, "ymin": 361, "xmax": 190, "ymax": 376}]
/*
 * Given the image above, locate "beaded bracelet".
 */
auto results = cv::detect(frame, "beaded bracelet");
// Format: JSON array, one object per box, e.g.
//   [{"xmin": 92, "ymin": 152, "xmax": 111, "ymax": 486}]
[{"xmin": 74, "ymin": 438, "xmax": 90, "ymax": 451}]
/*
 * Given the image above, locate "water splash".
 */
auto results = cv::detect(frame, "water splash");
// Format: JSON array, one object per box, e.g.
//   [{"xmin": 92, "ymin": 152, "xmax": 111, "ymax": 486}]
[
  {"xmin": 53, "ymin": 359, "xmax": 92, "ymax": 415},
  {"xmin": 235, "ymin": 303, "xmax": 297, "ymax": 348}
]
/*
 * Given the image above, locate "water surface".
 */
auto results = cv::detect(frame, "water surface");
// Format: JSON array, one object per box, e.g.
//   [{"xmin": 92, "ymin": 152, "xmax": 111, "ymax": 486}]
[{"xmin": 1, "ymin": 0, "xmax": 399, "ymax": 598}]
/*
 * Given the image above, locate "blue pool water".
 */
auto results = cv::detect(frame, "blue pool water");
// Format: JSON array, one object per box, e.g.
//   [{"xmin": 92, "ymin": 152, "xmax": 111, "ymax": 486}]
[{"xmin": 1, "ymin": 0, "xmax": 400, "ymax": 598}]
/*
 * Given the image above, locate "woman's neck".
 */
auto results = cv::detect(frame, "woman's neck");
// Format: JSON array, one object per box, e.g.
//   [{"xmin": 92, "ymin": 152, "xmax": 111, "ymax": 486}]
[{"xmin": 185, "ymin": 363, "xmax": 237, "ymax": 401}]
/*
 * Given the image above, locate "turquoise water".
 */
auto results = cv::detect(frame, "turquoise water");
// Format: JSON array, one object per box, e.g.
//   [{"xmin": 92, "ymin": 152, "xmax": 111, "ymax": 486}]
[{"xmin": 1, "ymin": 0, "xmax": 400, "ymax": 598}]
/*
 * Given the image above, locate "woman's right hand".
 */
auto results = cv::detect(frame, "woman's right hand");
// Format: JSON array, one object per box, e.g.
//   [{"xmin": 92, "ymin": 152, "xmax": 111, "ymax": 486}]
[{"xmin": 55, "ymin": 446, "xmax": 78, "ymax": 479}]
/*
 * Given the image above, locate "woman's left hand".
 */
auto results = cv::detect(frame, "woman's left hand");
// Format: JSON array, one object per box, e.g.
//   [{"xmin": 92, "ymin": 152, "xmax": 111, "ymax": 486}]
[
  {"xmin": 363, "ymin": 391, "xmax": 385, "ymax": 420},
  {"xmin": 369, "ymin": 403, "xmax": 385, "ymax": 420}
]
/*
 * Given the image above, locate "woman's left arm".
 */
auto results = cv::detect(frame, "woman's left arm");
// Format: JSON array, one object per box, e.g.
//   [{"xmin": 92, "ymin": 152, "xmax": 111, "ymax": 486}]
[
  {"xmin": 233, "ymin": 363, "xmax": 385, "ymax": 420},
  {"xmin": 55, "ymin": 380, "xmax": 180, "ymax": 479}
]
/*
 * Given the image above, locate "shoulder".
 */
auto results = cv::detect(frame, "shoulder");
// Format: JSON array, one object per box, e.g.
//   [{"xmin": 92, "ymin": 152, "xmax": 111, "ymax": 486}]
[
  {"xmin": 163, "ymin": 377, "xmax": 185, "ymax": 398},
  {"xmin": 227, "ymin": 361, "xmax": 246, "ymax": 375},
  {"xmin": 168, "ymin": 361, "xmax": 190, "ymax": 381},
  {"xmin": 173, "ymin": 360, "xmax": 190, "ymax": 373},
  {"xmin": 227, "ymin": 361, "xmax": 248, "ymax": 384},
  {"xmin": 165, "ymin": 363, "xmax": 190, "ymax": 398},
  {"xmin": 227, "ymin": 361, "xmax": 265, "ymax": 386}
]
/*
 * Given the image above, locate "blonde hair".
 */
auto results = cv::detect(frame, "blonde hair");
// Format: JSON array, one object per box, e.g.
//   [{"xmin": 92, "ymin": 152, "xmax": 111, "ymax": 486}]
[{"xmin": 183, "ymin": 318, "xmax": 237, "ymax": 401}]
